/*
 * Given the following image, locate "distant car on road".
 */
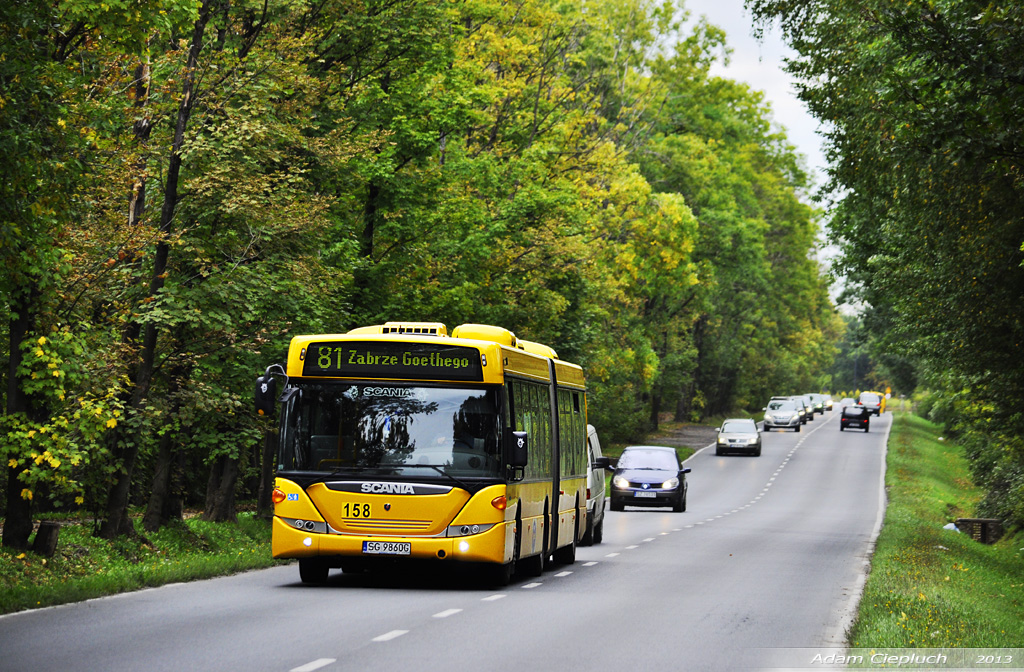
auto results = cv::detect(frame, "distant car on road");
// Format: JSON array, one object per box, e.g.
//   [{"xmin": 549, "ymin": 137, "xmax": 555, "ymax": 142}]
[
  {"xmin": 796, "ymin": 395, "xmax": 816, "ymax": 421},
  {"xmin": 582, "ymin": 424, "xmax": 606, "ymax": 545},
  {"xmin": 609, "ymin": 446, "xmax": 690, "ymax": 512},
  {"xmin": 823, "ymin": 395, "xmax": 834, "ymax": 411},
  {"xmin": 716, "ymin": 418, "xmax": 762, "ymax": 456},
  {"xmin": 838, "ymin": 397, "xmax": 856, "ymax": 408},
  {"xmin": 763, "ymin": 398, "xmax": 802, "ymax": 432},
  {"xmin": 840, "ymin": 404, "xmax": 870, "ymax": 432},
  {"xmin": 858, "ymin": 391, "xmax": 883, "ymax": 416},
  {"xmin": 807, "ymin": 393, "xmax": 826, "ymax": 415}
]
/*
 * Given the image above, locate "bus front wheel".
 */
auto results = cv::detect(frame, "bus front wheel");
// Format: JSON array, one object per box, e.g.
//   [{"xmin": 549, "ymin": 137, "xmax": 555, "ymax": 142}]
[{"xmin": 299, "ymin": 558, "xmax": 329, "ymax": 584}]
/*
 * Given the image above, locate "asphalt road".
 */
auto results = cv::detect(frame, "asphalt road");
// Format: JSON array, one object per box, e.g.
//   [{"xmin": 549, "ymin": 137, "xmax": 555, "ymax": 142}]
[{"xmin": 0, "ymin": 410, "xmax": 888, "ymax": 672}]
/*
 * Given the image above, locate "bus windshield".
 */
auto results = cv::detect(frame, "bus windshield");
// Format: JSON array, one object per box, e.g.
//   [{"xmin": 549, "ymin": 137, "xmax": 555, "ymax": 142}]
[{"xmin": 280, "ymin": 383, "xmax": 502, "ymax": 478}]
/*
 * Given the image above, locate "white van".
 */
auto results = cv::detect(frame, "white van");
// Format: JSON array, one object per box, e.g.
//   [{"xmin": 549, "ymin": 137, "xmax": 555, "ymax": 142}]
[{"xmin": 582, "ymin": 424, "xmax": 606, "ymax": 545}]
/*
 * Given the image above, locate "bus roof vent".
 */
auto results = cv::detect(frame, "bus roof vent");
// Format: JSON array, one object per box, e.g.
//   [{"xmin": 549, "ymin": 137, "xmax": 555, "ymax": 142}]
[
  {"xmin": 380, "ymin": 322, "xmax": 448, "ymax": 336},
  {"xmin": 347, "ymin": 325, "xmax": 384, "ymax": 335},
  {"xmin": 517, "ymin": 339, "xmax": 558, "ymax": 359},
  {"xmin": 451, "ymin": 324, "xmax": 517, "ymax": 347}
]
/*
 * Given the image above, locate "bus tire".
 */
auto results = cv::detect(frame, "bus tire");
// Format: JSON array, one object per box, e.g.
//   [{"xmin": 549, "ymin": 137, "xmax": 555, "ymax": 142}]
[
  {"xmin": 553, "ymin": 502, "xmax": 579, "ymax": 565},
  {"xmin": 521, "ymin": 550, "xmax": 543, "ymax": 577},
  {"xmin": 299, "ymin": 558, "xmax": 329, "ymax": 584}
]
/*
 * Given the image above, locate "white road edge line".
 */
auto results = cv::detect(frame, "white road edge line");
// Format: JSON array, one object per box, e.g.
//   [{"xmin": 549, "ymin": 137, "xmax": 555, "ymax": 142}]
[{"xmin": 290, "ymin": 659, "xmax": 337, "ymax": 672}]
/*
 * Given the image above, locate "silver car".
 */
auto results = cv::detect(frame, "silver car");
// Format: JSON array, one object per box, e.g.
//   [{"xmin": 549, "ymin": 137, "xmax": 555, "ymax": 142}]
[
  {"xmin": 715, "ymin": 418, "xmax": 762, "ymax": 456},
  {"xmin": 764, "ymin": 398, "xmax": 802, "ymax": 432},
  {"xmin": 582, "ymin": 424, "xmax": 606, "ymax": 545}
]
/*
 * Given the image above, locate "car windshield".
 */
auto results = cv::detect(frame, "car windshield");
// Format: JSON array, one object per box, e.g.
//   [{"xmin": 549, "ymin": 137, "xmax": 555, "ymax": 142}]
[
  {"xmin": 618, "ymin": 448, "xmax": 678, "ymax": 470},
  {"xmin": 767, "ymin": 400, "xmax": 796, "ymax": 411},
  {"xmin": 279, "ymin": 382, "xmax": 502, "ymax": 477},
  {"xmin": 721, "ymin": 420, "xmax": 755, "ymax": 433},
  {"xmin": 843, "ymin": 406, "xmax": 864, "ymax": 415},
  {"xmin": 860, "ymin": 393, "xmax": 880, "ymax": 404}
]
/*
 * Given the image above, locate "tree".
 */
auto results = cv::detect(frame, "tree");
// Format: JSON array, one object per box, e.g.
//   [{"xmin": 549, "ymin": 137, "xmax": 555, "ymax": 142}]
[{"xmin": 750, "ymin": 0, "xmax": 1024, "ymax": 526}]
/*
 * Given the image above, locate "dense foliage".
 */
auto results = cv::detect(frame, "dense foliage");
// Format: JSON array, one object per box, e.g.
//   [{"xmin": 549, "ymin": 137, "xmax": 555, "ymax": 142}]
[
  {"xmin": 749, "ymin": 0, "xmax": 1024, "ymax": 529},
  {"xmin": 1, "ymin": 0, "xmax": 836, "ymax": 546}
]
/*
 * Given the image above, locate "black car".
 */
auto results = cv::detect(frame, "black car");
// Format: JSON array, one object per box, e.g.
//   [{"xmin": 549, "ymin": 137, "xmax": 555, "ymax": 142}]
[
  {"xmin": 608, "ymin": 445, "xmax": 691, "ymax": 512},
  {"xmin": 840, "ymin": 404, "xmax": 870, "ymax": 432}
]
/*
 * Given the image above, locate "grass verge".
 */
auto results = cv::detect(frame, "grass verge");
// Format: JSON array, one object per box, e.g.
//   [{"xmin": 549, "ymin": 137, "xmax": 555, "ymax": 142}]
[
  {"xmin": 848, "ymin": 411, "xmax": 1024, "ymax": 647},
  {"xmin": 0, "ymin": 513, "xmax": 280, "ymax": 616}
]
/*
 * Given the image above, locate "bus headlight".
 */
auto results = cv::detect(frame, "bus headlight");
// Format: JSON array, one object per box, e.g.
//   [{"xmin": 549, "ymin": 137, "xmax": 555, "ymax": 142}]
[{"xmin": 446, "ymin": 523, "xmax": 494, "ymax": 537}]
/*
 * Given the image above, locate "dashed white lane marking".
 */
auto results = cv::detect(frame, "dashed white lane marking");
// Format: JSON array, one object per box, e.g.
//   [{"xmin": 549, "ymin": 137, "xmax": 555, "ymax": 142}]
[
  {"xmin": 554, "ymin": 571, "xmax": 573, "ymax": 577},
  {"xmin": 433, "ymin": 609, "xmax": 462, "ymax": 618},
  {"xmin": 625, "ymin": 545, "xmax": 639, "ymax": 549},
  {"xmin": 643, "ymin": 537, "xmax": 655, "ymax": 542},
  {"xmin": 605, "ymin": 552, "xmax": 620, "ymax": 557},
  {"xmin": 583, "ymin": 561, "xmax": 598, "ymax": 566},
  {"xmin": 290, "ymin": 659, "xmax": 336, "ymax": 672},
  {"xmin": 372, "ymin": 630, "xmax": 408, "ymax": 642},
  {"xmin": 521, "ymin": 582, "xmax": 542, "ymax": 589},
  {"xmin": 481, "ymin": 594, "xmax": 506, "ymax": 601}
]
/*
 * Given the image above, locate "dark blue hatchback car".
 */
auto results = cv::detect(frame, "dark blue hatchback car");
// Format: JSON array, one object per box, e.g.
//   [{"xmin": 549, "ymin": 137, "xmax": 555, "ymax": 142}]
[{"xmin": 608, "ymin": 445, "xmax": 691, "ymax": 512}]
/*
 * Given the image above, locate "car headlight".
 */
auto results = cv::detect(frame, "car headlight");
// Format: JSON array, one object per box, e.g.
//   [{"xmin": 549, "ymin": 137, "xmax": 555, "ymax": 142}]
[
  {"xmin": 790, "ymin": 414, "xmax": 799, "ymax": 422},
  {"xmin": 612, "ymin": 475, "xmax": 629, "ymax": 488},
  {"xmin": 661, "ymin": 477, "xmax": 680, "ymax": 489},
  {"xmin": 717, "ymin": 437, "xmax": 727, "ymax": 444}
]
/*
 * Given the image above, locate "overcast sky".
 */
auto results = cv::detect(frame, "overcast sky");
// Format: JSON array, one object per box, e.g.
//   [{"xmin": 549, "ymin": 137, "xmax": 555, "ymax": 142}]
[{"xmin": 681, "ymin": 0, "xmax": 828, "ymax": 186}]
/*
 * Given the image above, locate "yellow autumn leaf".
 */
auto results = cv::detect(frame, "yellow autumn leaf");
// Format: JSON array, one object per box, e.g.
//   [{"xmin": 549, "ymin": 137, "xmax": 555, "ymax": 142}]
[
  {"xmin": 106, "ymin": 418, "xmax": 117, "ymax": 428},
  {"xmin": 20, "ymin": 488, "xmax": 33, "ymax": 501},
  {"xmin": 37, "ymin": 336, "xmax": 46, "ymax": 345}
]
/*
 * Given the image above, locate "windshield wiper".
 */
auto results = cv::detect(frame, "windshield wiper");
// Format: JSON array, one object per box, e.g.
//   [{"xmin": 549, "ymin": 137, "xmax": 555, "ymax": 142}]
[{"xmin": 407, "ymin": 463, "xmax": 474, "ymax": 492}]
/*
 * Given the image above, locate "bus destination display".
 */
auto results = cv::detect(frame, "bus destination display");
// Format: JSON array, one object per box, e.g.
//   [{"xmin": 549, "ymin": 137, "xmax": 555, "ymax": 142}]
[{"xmin": 302, "ymin": 341, "xmax": 484, "ymax": 381}]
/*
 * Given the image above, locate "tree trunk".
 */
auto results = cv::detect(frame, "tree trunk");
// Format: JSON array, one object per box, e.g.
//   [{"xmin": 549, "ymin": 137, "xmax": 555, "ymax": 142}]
[
  {"xmin": 256, "ymin": 429, "xmax": 277, "ymax": 519},
  {"xmin": 31, "ymin": 521, "xmax": 60, "ymax": 557},
  {"xmin": 98, "ymin": 0, "xmax": 212, "ymax": 539},
  {"xmin": 350, "ymin": 180, "xmax": 381, "ymax": 321},
  {"xmin": 142, "ymin": 429, "xmax": 177, "ymax": 532},
  {"xmin": 204, "ymin": 454, "xmax": 239, "ymax": 523},
  {"xmin": 3, "ymin": 287, "xmax": 40, "ymax": 550}
]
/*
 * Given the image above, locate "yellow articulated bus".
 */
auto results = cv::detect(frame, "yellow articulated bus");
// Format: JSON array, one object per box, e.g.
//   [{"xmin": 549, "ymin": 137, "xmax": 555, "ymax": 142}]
[{"xmin": 255, "ymin": 322, "xmax": 588, "ymax": 586}]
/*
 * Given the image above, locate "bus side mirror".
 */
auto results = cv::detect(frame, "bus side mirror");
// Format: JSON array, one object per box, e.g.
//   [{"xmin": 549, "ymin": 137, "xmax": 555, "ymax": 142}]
[
  {"xmin": 510, "ymin": 431, "xmax": 528, "ymax": 468},
  {"xmin": 255, "ymin": 375, "xmax": 277, "ymax": 416}
]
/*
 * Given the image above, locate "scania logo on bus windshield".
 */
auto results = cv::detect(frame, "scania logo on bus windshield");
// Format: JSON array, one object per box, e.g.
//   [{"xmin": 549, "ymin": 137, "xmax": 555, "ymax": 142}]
[{"xmin": 361, "ymin": 482, "xmax": 415, "ymax": 495}]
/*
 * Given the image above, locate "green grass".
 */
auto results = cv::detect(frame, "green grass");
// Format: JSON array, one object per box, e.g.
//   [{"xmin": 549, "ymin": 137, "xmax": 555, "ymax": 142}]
[
  {"xmin": 0, "ymin": 513, "xmax": 281, "ymax": 615},
  {"xmin": 848, "ymin": 411, "xmax": 1024, "ymax": 648}
]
